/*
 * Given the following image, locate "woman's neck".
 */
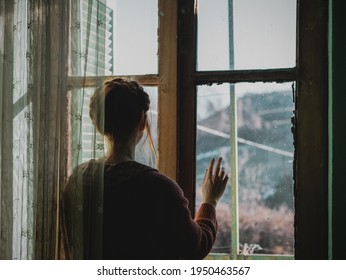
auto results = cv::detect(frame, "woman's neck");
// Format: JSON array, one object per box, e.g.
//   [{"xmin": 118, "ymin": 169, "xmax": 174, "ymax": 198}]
[{"xmin": 105, "ymin": 140, "xmax": 136, "ymax": 165}]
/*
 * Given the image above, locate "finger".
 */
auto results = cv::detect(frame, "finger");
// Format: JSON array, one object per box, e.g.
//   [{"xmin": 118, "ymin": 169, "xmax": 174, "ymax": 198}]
[
  {"xmin": 213, "ymin": 157, "xmax": 222, "ymax": 179},
  {"xmin": 222, "ymin": 174, "xmax": 229, "ymax": 184},
  {"xmin": 202, "ymin": 168, "xmax": 208, "ymax": 183},
  {"xmin": 208, "ymin": 158, "xmax": 215, "ymax": 179},
  {"xmin": 219, "ymin": 167, "xmax": 225, "ymax": 178}
]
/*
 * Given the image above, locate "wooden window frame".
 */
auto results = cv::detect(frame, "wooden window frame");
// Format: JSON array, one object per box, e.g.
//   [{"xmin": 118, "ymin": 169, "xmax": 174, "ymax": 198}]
[
  {"xmin": 66, "ymin": 0, "xmax": 328, "ymax": 260},
  {"xmin": 177, "ymin": 0, "xmax": 328, "ymax": 260},
  {"xmin": 66, "ymin": 0, "xmax": 178, "ymax": 179}
]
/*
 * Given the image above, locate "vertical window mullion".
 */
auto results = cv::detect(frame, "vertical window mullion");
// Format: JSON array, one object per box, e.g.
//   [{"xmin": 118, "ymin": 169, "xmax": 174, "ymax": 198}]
[
  {"xmin": 228, "ymin": 0, "xmax": 239, "ymax": 260},
  {"xmin": 157, "ymin": 0, "xmax": 178, "ymax": 180},
  {"xmin": 295, "ymin": 0, "xmax": 328, "ymax": 259},
  {"xmin": 177, "ymin": 0, "xmax": 198, "ymax": 215},
  {"xmin": 230, "ymin": 84, "xmax": 239, "ymax": 259}
]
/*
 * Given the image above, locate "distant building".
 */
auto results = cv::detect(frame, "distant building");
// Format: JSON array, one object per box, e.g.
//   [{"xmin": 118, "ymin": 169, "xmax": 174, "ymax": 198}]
[{"xmin": 71, "ymin": 0, "xmax": 114, "ymax": 75}]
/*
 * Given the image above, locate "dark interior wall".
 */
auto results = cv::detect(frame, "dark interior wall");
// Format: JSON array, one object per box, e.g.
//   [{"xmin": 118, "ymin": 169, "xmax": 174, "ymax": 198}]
[{"xmin": 330, "ymin": 0, "xmax": 346, "ymax": 259}]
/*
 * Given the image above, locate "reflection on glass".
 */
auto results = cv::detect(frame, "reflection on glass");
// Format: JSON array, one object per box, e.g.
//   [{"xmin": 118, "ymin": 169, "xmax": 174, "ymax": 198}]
[
  {"xmin": 196, "ymin": 82, "xmax": 294, "ymax": 256},
  {"xmin": 197, "ymin": 0, "xmax": 297, "ymax": 70}
]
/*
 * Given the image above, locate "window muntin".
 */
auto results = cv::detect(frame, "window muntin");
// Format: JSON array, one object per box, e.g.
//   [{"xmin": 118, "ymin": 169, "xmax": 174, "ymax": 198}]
[{"xmin": 197, "ymin": 0, "xmax": 297, "ymax": 70}]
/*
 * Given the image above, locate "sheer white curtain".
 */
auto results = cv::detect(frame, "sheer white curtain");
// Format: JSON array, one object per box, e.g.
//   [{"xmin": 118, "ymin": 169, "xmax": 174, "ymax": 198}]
[
  {"xmin": 0, "ymin": 0, "xmax": 105, "ymax": 259},
  {"xmin": 61, "ymin": 0, "xmax": 109, "ymax": 259}
]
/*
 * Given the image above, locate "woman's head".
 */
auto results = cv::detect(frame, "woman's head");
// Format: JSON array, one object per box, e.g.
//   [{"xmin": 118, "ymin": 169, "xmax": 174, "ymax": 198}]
[{"xmin": 89, "ymin": 78, "xmax": 156, "ymax": 158}]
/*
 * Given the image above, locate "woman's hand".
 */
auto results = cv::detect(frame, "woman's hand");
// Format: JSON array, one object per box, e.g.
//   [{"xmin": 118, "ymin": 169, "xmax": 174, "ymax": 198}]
[{"xmin": 201, "ymin": 157, "xmax": 229, "ymax": 208}]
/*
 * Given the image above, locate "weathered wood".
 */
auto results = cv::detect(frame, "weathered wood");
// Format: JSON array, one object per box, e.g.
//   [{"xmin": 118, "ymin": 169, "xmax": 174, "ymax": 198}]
[
  {"xmin": 177, "ymin": 0, "xmax": 197, "ymax": 215},
  {"xmin": 194, "ymin": 68, "xmax": 297, "ymax": 85},
  {"xmin": 295, "ymin": 0, "xmax": 328, "ymax": 259},
  {"xmin": 158, "ymin": 0, "xmax": 178, "ymax": 180},
  {"xmin": 67, "ymin": 74, "xmax": 159, "ymax": 88}
]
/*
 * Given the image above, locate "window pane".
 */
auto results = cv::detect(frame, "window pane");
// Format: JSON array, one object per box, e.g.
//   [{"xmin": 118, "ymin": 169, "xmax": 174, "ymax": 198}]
[
  {"xmin": 196, "ymin": 84, "xmax": 232, "ymax": 254},
  {"xmin": 196, "ymin": 82, "xmax": 295, "ymax": 256},
  {"xmin": 236, "ymin": 82, "xmax": 294, "ymax": 256},
  {"xmin": 70, "ymin": 0, "xmax": 158, "ymax": 76},
  {"xmin": 110, "ymin": 0, "xmax": 158, "ymax": 75},
  {"xmin": 197, "ymin": 0, "xmax": 297, "ymax": 70}
]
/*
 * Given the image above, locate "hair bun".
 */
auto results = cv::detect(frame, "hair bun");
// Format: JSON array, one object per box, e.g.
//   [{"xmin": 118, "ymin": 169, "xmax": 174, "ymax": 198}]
[{"xmin": 89, "ymin": 78, "xmax": 150, "ymax": 144}]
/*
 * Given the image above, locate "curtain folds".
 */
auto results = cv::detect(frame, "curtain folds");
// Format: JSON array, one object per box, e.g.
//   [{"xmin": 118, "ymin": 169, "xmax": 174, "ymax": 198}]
[
  {"xmin": 0, "ymin": 0, "xmax": 70, "ymax": 259},
  {"xmin": 1, "ymin": 0, "xmax": 107, "ymax": 259},
  {"xmin": 63, "ymin": 0, "xmax": 107, "ymax": 259}
]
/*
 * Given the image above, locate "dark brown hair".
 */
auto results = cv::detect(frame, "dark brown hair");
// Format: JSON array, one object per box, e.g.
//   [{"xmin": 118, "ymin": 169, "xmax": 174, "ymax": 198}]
[{"xmin": 89, "ymin": 78, "xmax": 157, "ymax": 159}]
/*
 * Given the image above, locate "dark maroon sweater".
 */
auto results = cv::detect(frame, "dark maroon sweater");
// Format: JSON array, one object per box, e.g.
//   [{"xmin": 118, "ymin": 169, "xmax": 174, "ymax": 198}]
[{"xmin": 61, "ymin": 160, "xmax": 217, "ymax": 260}]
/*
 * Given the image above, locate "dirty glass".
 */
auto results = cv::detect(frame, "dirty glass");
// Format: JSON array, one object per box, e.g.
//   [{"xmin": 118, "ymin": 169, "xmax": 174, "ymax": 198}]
[
  {"xmin": 196, "ymin": 83, "xmax": 232, "ymax": 253},
  {"xmin": 196, "ymin": 82, "xmax": 295, "ymax": 255}
]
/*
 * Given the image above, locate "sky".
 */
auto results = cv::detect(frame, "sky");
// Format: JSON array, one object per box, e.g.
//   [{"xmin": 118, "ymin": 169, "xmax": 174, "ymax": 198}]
[
  {"xmin": 106, "ymin": 0, "xmax": 296, "ymax": 73},
  {"xmin": 198, "ymin": 0, "xmax": 296, "ymax": 71},
  {"xmin": 106, "ymin": 0, "xmax": 158, "ymax": 75}
]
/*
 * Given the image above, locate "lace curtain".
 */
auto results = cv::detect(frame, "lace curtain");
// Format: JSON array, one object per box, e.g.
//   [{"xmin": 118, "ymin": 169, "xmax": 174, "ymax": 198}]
[{"xmin": 0, "ymin": 0, "xmax": 106, "ymax": 259}]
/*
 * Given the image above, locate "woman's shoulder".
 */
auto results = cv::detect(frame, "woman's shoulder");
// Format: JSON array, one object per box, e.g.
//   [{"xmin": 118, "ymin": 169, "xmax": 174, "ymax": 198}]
[
  {"xmin": 105, "ymin": 160, "xmax": 176, "ymax": 186},
  {"xmin": 68, "ymin": 160, "xmax": 182, "ymax": 192},
  {"xmin": 144, "ymin": 169, "xmax": 177, "ymax": 185},
  {"xmin": 70, "ymin": 159, "xmax": 99, "ymax": 173},
  {"xmin": 141, "ymin": 168, "xmax": 185, "ymax": 196}
]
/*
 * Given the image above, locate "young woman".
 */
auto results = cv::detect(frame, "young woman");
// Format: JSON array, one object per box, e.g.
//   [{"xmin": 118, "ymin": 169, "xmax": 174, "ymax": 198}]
[{"xmin": 61, "ymin": 78, "xmax": 229, "ymax": 259}]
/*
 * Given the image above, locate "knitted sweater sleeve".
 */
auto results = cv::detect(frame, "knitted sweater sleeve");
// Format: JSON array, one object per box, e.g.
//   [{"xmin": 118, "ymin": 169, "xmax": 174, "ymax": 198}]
[{"xmin": 151, "ymin": 172, "xmax": 218, "ymax": 259}]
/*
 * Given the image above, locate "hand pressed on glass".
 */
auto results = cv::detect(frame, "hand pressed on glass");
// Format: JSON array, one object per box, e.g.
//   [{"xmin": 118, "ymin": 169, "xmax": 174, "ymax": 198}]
[{"xmin": 202, "ymin": 157, "xmax": 229, "ymax": 208}]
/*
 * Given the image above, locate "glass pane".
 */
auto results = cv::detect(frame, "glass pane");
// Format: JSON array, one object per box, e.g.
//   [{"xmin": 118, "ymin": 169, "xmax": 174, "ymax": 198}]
[
  {"xmin": 196, "ymin": 84, "xmax": 232, "ymax": 254},
  {"xmin": 197, "ymin": 0, "xmax": 297, "ymax": 70},
  {"xmin": 236, "ymin": 82, "xmax": 294, "ymax": 256},
  {"xmin": 196, "ymin": 82, "xmax": 295, "ymax": 256},
  {"xmin": 109, "ymin": 0, "xmax": 158, "ymax": 75},
  {"xmin": 70, "ymin": 0, "xmax": 158, "ymax": 76}
]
